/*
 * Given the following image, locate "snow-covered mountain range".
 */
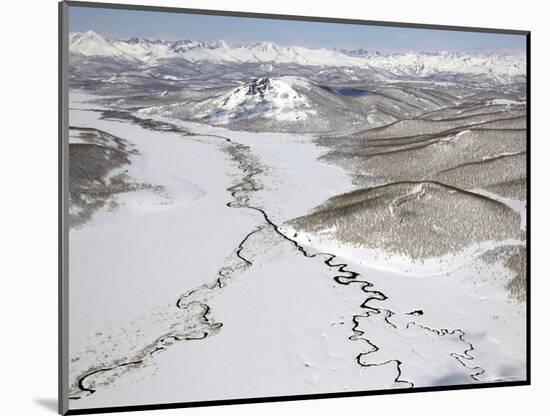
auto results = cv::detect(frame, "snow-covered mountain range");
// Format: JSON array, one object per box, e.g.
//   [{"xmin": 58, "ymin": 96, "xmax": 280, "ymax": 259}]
[{"xmin": 69, "ymin": 31, "xmax": 526, "ymax": 82}]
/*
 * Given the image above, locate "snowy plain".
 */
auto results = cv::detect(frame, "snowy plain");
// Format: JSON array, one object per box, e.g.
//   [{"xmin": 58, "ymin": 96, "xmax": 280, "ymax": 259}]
[{"xmin": 68, "ymin": 93, "xmax": 525, "ymax": 410}]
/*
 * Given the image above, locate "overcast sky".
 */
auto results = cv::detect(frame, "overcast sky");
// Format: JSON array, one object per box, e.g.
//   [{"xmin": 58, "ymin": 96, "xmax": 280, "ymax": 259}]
[{"xmin": 69, "ymin": 5, "xmax": 526, "ymax": 53}]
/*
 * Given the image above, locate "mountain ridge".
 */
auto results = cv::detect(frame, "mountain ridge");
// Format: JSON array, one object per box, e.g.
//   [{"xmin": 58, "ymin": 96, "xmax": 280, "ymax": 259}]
[{"xmin": 69, "ymin": 31, "xmax": 526, "ymax": 82}]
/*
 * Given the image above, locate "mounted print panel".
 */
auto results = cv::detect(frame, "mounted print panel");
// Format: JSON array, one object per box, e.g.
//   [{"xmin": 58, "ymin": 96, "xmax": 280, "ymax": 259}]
[{"xmin": 59, "ymin": 1, "xmax": 529, "ymax": 414}]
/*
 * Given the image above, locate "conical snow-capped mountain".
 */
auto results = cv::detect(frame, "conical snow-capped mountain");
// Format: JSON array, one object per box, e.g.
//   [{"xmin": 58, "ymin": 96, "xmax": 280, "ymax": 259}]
[
  {"xmin": 137, "ymin": 76, "xmax": 319, "ymax": 125},
  {"xmin": 206, "ymin": 76, "xmax": 318, "ymax": 123},
  {"xmin": 69, "ymin": 31, "xmax": 123, "ymax": 57}
]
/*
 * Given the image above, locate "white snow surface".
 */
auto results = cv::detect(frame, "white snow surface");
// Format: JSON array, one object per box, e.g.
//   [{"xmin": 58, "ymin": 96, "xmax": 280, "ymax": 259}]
[
  {"xmin": 68, "ymin": 95, "xmax": 526, "ymax": 410},
  {"xmin": 489, "ymin": 98, "xmax": 527, "ymax": 106}
]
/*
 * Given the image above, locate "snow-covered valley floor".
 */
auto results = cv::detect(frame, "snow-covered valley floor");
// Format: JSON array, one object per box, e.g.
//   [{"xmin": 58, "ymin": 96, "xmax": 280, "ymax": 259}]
[{"xmin": 67, "ymin": 101, "xmax": 526, "ymax": 410}]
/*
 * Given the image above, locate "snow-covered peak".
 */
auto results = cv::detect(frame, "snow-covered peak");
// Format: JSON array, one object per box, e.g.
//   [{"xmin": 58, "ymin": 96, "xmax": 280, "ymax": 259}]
[
  {"xmin": 241, "ymin": 41, "xmax": 276, "ymax": 49},
  {"xmin": 169, "ymin": 40, "xmax": 206, "ymax": 53},
  {"xmin": 126, "ymin": 36, "xmax": 171, "ymax": 46},
  {"xmin": 220, "ymin": 76, "xmax": 314, "ymax": 106},
  {"xmin": 210, "ymin": 40, "xmax": 231, "ymax": 49},
  {"xmin": 206, "ymin": 76, "xmax": 317, "ymax": 123},
  {"xmin": 252, "ymin": 41, "xmax": 279, "ymax": 52},
  {"xmin": 71, "ymin": 30, "xmax": 104, "ymax": 42},
  {"xmin": 127, "ymin": 36, "xmax": 147, "ymax": 44},
  {"xmin": 69, "ymin": 30, "xmax": 123, "ymax": 58},
  {"xmin": 342, "ymin": 48, "xmax": 380, "ymax": 58}
]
